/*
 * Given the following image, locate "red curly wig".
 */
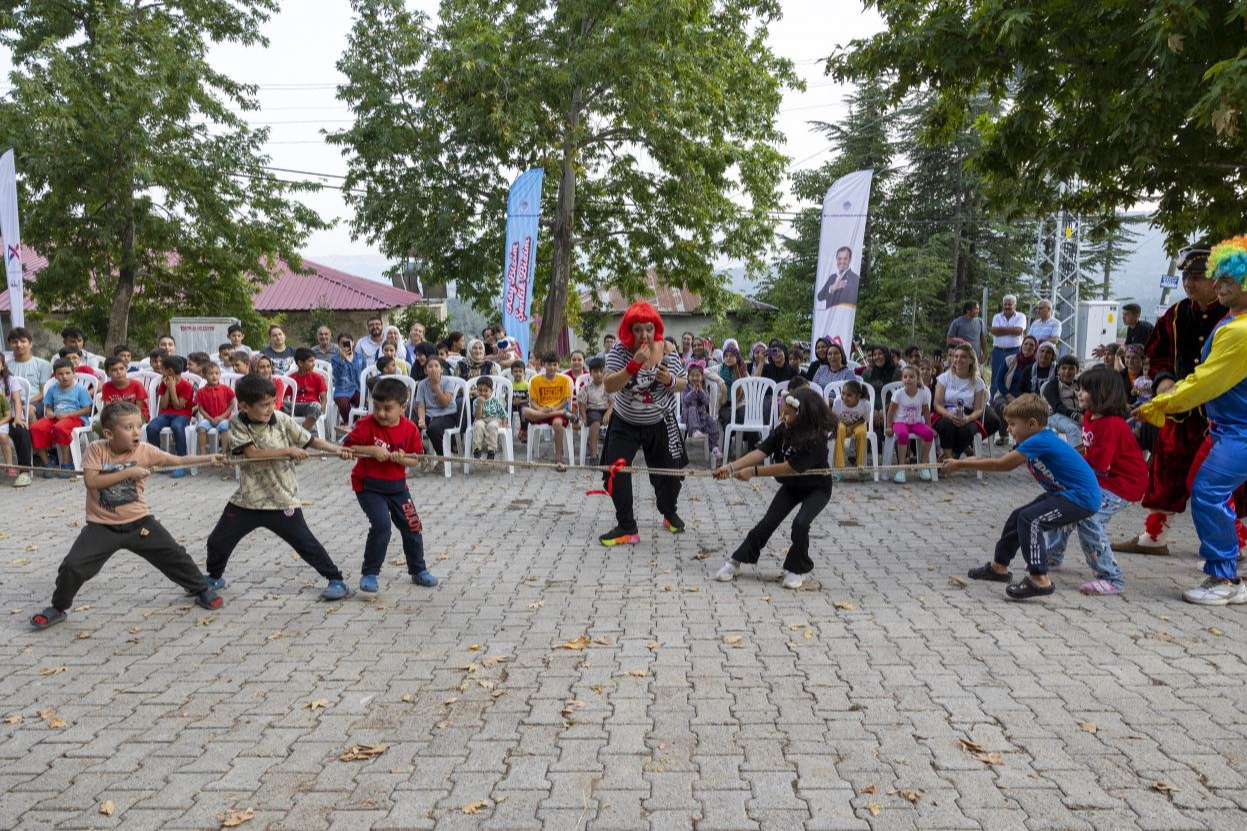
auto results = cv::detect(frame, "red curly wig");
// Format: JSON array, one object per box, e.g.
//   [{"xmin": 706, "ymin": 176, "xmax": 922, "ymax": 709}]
[{"xmin": 617, "ymin": 301, "xmax": 665, "ymax": 352}]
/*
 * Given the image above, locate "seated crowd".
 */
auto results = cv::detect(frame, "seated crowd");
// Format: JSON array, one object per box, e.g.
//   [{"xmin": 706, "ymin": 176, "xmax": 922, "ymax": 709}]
[{"xmin": 0, "ymin": 312, "xmax": 1138, "ymax": 489}]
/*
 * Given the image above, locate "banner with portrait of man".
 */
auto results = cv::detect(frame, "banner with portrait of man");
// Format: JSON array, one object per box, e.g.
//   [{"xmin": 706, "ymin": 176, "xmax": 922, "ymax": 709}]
[{"xmin": 811, "ymin": 169, "xmax": 873, "ymax": 351}]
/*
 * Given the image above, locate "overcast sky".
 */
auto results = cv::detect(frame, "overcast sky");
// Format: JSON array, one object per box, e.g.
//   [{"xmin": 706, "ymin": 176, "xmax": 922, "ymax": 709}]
[{"xmin": 205, "ymin": 0, "xmax": 883, "ymax": 263}]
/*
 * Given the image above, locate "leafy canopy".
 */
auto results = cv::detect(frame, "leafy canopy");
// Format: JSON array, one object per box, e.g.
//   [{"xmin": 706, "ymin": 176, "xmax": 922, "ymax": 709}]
[
  {"xmin": 830, "ymin": 0, "xmax": 1247, "ymax": 252},
  {"xmin": 0, "ymin": 0, "xmax": 326, "ymax": 348},
  {"xmin": 330, "ymin": 0, "xmax": 800, "ymax": 348}
]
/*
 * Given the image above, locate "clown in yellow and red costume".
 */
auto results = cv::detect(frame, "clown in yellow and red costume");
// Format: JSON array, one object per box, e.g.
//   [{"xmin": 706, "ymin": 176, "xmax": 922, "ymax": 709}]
[{"xmin": 1138, "ymin": 235, "xmax": 1247, "ymax": 604}]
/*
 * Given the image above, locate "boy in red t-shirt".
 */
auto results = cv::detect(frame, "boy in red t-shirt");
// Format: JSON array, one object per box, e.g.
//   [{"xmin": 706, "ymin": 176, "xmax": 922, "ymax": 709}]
[
  {"xmin": 289, "ymin": 348, "xmax": 326, "ymax": 432},
  {"xmin": 60, "ymin": 347, "xmax": 100, "ymax": 381},
  {"xmin": 145, "ymin": 355, "xmax": 195, "ymax": 477},
  {"xmin": 342, "ymin": 378, "xmax": 436, "ymax": 593},
  {"xmin": 194, "ymin": 361, "xmax": 236, "ymax": 453},
  {"xmin": 100, "ymin": 357, "xmax": 150, "ymax": 423}
]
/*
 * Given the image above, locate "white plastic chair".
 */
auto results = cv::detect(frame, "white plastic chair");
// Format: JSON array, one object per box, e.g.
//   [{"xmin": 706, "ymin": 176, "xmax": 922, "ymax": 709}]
[
  {"xmin": 723, "ymin": 377, "xmax": 776, "ymax": 458},
  {"xmin": 284, "ymin": 366, "xmax": 333, "ymax": 439},
  {"xmin": 436, "ymin": 376, "xmax": 469, "ymax": 478},
  {"xmin": 348, "ymin": 366, "xmax": 381, "ymax": 428},
  {"xmin": 11, "ymin": 376, "xmax": 33, "ymax": 423},
  {"xmin": 463, "ymin": 375, "xmax": 515, "ymax": 475},
  {"xmin": 525, "ymin": 376, "xmax": 574, "ymax": 469},
  {"xmin": 60, "ymin": 375, "xmax": 101, "ymax": 471},
  {"xmin": 680, "ymin": 385, "xmax": 718, "ymax": 468},
  {"xmin": 880, "ymin": 381, "xmax": 939, "ymax": 483},
  {"xmin": 822, "ymin": 379, "xmax": 880, "ymax": 482}
]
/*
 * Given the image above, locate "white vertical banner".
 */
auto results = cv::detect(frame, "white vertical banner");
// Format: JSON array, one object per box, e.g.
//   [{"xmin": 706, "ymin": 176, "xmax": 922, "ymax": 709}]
[
  {"xmin": 811, "ymin": 169, "xmax": 873, "ymax": 351},
  {"xmin": 0, "ymin": 149, "xmax": 23, "ymax": 329}
]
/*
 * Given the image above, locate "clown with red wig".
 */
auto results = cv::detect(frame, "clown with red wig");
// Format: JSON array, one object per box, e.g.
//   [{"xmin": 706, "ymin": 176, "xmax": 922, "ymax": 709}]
[
  {"xmin": 598, "ymin": 302, "xmax": 690, "ymax": 545},
  {"xmin": 1139, "ymin": 235, "xmax": 1247, "ymax": 605}
]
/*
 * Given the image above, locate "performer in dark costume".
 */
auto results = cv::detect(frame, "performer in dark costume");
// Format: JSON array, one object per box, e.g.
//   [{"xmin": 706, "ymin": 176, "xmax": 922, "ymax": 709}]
[{"xmin": 1117, "ymin": 242, "xmax": 1247, "ymax": 555}]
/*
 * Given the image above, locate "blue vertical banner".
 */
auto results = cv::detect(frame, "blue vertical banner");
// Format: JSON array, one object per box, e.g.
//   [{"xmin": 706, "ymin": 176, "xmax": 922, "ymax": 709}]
[{"xmin": 500, "ymin": 168, "xmax": 544, "ymax": 360}]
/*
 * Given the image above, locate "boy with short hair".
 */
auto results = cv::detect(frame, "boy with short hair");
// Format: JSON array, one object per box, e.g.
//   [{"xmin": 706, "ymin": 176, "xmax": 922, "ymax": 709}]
[
  {"xmin": 145, "ymin": 355, "xmax": 194, "ymax": 477},
  {"xmin": 343, "ymin": 377, "xmax": 437, "ymax": 592},
  {"xmin": 229, "ymin": 353, "xmax": 251, "ymax": 375},
  {"xmin": 523, "ymin": 352, "xmax": 573, "ymax": 470},
  {"xmin": 31, "ymin": 359, "xmax": 93, "ymax": 477},
  {"xmin": 218, "ymin": 343, "xmax": 235, "ymax": 367},
  {"xmin": 186, "ymin": 351, "xmax": 212, "ymax": 378},
  {"xmin": 61, "ymin": 325, "xmax": 99, "ymax": 366},
  {"xmin": 227, "ymin": 324, "xmax": 253, "ymax": 358},
  {"xmin": 146, "ymin": 349, "xmax": 165, "ymax": 373},
  {"xmin": 29, "ymin": 401, "xmax": 225, "ymax": 629},
  {"xmin": 579, "ymin": 357, "xmax": 613, "ymax": 463},
  {"xmin": 289, "ymin": 347, "xmax": 327, "ymax": 432},
  {"xmin": 113, "ymin": 345, "xmax": 138, "ymax": 373},
  {"xmin": 195, "ymin": 361, "xmax": 236, "ymax": 453},
  {"xmin": 101, "ymin": 357, "xmax": 149, "ymax": 425},
  {"xmin": 947, "ymin": 394, "xmax": 1101, "ymax": 600},
  {"xmin": 1043, "ymin": 355, "xmax": 1083, "ymax": 447},
  {"xmin": 472, "ymin": 376, "xmax": 508, "ymax": 460},
  {"xmin": 203, "ymin": 373, "xmax": 354, "ymax": 600},
  {"xmin": 510, "ymin": 360, "xmax": 530, "ymax": 441},
  {"xmin": 7, "ymin": 327, "xmax": 53, "ymax": 418},
  {"xmin": 59, "ymin": 347, "xmax": 98, "ymax": 379}
]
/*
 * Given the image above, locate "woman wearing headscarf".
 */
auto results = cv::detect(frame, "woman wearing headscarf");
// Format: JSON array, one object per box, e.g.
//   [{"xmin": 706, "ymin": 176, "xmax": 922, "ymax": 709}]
[
  {"xmin": 860, "ymin": 344, "xmax": 901, "ymax": 429},
  {"xmin": 598, "ymin": 302, "xmax": 689, "ymax": 546},
  {"xmin": 990, "ymin": 335, "xmax": 1038, "ymax": 444},
  {"xmin": 457, "ymin": 338, "xmax": 498, "ymax": 389}
]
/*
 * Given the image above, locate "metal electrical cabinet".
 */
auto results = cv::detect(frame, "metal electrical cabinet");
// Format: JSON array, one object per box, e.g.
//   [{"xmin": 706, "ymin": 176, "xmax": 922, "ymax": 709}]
[{"xmin": 1075, "ymin": 301, "xmax": 1119, "ymax": 362}]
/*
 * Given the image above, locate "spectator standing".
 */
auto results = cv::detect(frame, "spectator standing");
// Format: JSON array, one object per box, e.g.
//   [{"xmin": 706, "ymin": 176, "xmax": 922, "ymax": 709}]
[
  {"xmin": 989, "ymin": 295, "xmax": 1027, "ymax": 387},
  {"xmin": 310, "ymin": 326, "xmax": 336, "ymax": 362},
  {"xmin": 60, "ymin": 326, "xmax": 99, "ymax": 367},
  {"xmin": 1121, "ymin": 303, "xmax": 1154, "ymax": 347},
  {"xmin": 227, "ymin": 324, "xmax": 253, "ymax": 358},
  {"xmin": 946, "ymin": 301, "xmax": 987, "ymax": 360},
  {"xmin": 261, "ymin": 324, "xmax": 297, "ymax": 374},
  {"xmin": 354, "ymin": 316, "xmax": 386, "ymax": 366},
  {"xmin": 1028, "ymin": 300, "xmax": 1062, "ymax": 345},
  {"xmin": 7, "ymin": 327, "xmax": 53, "ymax": 418}
]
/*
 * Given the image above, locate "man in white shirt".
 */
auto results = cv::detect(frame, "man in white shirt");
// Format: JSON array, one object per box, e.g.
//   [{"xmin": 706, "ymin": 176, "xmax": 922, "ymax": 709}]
[
  {"xmin": 1028, "ymin": 300, "xmax": 1062, "ymax": 345},
  {"xmin": 989, "ymin": 295, "xmax": 1026, "ymax": 388},
  {"xmin": 6, "ymin": 326, "xmax": 53, "ymax": 418},
  {"xmin": 354, "ymin": 316, "xmax": 385, "ymax": 365}
]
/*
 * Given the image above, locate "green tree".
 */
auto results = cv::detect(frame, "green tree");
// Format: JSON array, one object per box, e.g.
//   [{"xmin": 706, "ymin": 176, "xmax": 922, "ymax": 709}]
[
  {"xmin": 1081, "ymin": 216, "xmax": 1144, "ymax": 301},
  {"xmin": 829, "ymin": 0, "xmax": 1247, "ymax": 253},
  {"xmin": 0, "ymin": 0, "xmax": 327, "ymax": 349},
  {"xmin": 329, "ymin": 0, "xmax": 799, "ymax": 355}
]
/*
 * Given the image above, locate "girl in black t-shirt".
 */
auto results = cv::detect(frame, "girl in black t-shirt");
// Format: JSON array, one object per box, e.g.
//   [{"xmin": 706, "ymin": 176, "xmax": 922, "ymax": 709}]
[{"xmin": 712, "ymin": 387, "xmax": 837, "ymax": 590}]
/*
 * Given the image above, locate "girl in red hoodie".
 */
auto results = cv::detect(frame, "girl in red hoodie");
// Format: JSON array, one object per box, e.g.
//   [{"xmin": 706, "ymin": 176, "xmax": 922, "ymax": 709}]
[{"xmin": 1045, "ymin": 367, "xmax": 1148, "ymax": 595}]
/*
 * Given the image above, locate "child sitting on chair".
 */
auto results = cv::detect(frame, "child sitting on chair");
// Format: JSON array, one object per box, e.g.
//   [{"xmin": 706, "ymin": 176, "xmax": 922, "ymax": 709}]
[
  {"xmin": 523, "ymin": 352, "xmax": 573, "ymax": 471},
  {"xmin": 681, "ymin": 361, "xmax": 722, "ymax": 462},
  {"xmin": 194, "ymin": 361, "xmax": 235, "ymax": 453},
  {"xmin": 579, "ymin": 357, "xmax": 613, "ymax": 464},
  {"xmin": 510, "ymin": 361, "xmax": 530, "ymax": 442},
  {"xmin": 472, "ymin": 376, "xmax": 508, "ymax": 461},
  {"xmin": 145, "ymin": 355, "xmax": 194, "ymax": 477},
  {"xmin": 101, "ymin": 356, "xmax": 149, "ymax": 424},
  {"xmin": 831, "ymin": 380, "xmax": 870, "ymax": 481},
  {"xmin": 32, "ymin": 359, "xmax": 93, "ymax": 478},
  {"xmin": 885, "ymin": 366, "xmax": 935, "ymax": 484},
  {"xmin": 289, "ymin": 347, "xmax": 327, "ymax": 433}
]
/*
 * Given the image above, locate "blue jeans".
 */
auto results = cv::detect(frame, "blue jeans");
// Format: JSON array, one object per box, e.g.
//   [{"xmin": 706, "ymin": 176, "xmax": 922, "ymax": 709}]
[
  {"xmin": 990, "ymin": 346, "xmax": 1018, "ymax": 396},
  {"xmin": 1047, "ymin": 415, "xmax": 1082, "ymax": 447},
  {"xmin": 146, "ymin": 414, "xmax": 190, "ymax": 456},
  {"xmin": 356, "ymin": 485, "xmax": 426, "ymax": 576},
  {"xmin": 1045, "ymin": 491, "xmax": 1127, "ymax": 588},
  {"xmin": 1192, "ymin": 433, "xmax": 1247, "ymax": 579}
]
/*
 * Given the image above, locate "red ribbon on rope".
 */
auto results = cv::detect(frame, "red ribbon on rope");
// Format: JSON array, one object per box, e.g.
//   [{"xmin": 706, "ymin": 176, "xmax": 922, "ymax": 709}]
[{"xmin": 585, "ymin": 458, "xmax": 627, "ymax": 497}]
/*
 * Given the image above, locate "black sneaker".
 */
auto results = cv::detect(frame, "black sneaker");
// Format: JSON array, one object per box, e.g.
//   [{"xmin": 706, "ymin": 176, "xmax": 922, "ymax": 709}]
[
  {"xmin": 968, "ymin": 563, "xmax": 1012, "ymax": 583},
  {"xmin": 1006, "ymin": 576, "xmax": 1056, "ymax": 600},
  {"xmin": 472, "ymin": 449, "xmax": 482, "ymax": 459},
  {"xmin": 663, "ymin": 513, "xmax": 686, "ymax": 533},
  {"xmin": 599, "ymin": 526, "xmax": 640, "ymax": 546},
  {"xmin": 486, "ymin": 451, "xmax": 496, "ymax": 460}
]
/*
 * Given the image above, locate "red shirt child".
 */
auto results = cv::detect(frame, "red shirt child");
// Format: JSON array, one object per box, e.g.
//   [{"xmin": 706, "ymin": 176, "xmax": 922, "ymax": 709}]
[
  {"xmin": 292, "ymin": 368, "xmax": 327, "ymax": 405},
  {"xmin": 342, "ymin": 413, "xmax": 423, "ymax": 493},
  {"xmin": 101, "ymin": 359, "xmax": 151, "ymax": 421},
  {"xmin": 1081, "ymin": 412, "xmax": 1148, "ymax": 503},
  {"xmin": 157, "ymin": 371, "xmax": 194, "ymax": 419},
  {"xmin": 195, "ymin": 382, "xmax": 236, "ymax": 423}
]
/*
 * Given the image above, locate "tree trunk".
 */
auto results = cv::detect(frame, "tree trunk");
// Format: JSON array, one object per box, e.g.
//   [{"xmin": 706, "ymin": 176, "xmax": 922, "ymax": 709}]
[
  {"xmin": 1101, "ymin": 236, "xmax": 1113, "ymax": 300},
  {"xmin": 534, "ymin": 88, "xmax": 582, "ymax": 356},
  {"xmin": 105, "ymin": 213, "xmax": 136, "ymax": 352}
]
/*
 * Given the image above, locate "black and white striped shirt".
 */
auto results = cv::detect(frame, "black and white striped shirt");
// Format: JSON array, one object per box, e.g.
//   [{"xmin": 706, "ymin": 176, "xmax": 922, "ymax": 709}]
[{"xmin": 605, "ymin": 343, "xmax": 687, "ymax": 426}]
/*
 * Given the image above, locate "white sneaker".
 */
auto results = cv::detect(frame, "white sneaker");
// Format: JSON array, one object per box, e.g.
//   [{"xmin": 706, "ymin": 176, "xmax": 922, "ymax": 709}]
[
  {"xmin": 892, "ymin": 470, "xmax": 906, "ymax": 484},
  {"xmin": 1182, "ymin": 576, "xmax": 1247, "ymax": 606},
  {"xmin": 782, "ymin": 571, "xmax": 804, "ymax": 590},
  {"xmin": 716, "ymin": 560, "xmax": 741, "ymax": 582},
  {"xmin": 13, "ymin": 472, "xmax": 32, "ymax": 488}
]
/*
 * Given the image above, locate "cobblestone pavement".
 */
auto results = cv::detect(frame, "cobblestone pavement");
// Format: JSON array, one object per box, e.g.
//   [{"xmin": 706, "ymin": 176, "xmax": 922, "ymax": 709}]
[{"xmin": 2, "ymin": 457, "xmax": 1247, "ymax": 831}]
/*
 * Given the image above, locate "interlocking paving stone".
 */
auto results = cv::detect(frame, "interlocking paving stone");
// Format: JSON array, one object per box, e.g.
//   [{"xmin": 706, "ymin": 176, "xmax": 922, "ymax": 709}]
[{"xmin": 1, "ymin": 463, "xmax": 1246, "ymax": 830}]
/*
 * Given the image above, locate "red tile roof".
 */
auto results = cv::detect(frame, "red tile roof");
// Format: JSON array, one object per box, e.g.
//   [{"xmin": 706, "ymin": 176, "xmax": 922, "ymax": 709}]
[{"xmin": 0, "ymin": 249, "xmax": 420, "ymax": 313}]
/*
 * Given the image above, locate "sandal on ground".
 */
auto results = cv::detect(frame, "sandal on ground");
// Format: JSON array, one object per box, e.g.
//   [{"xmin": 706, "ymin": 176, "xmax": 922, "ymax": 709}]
[
  {"xmin": 195, "ymin": 590, "xmax": 224, "ymax": 610},
  {"xmin": 968, "ymin": 563, "xmax": 1012, "ymax": 583},
  {"xmin": 1006, "ymin": 576, "xmax": 1056, "ymax": 600},
  {"xmin": 30, "ymin": 607, "xmax": 67, "ymax": 629},
  {"xmin": 555, "ymin": 461, "xmax": 567, "ymax": 472},
  {"xmin": 1080, "ymin": 579, "xmax": 1123, "ymax": 596}
]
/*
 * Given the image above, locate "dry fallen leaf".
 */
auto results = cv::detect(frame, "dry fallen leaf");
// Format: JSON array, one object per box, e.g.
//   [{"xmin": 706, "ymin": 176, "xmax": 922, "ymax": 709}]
[
  {"xmin": 3, "ymin": 714, "xmax": 23, "ymax": 725},
  {"xmin": 461, "ymin": 663, "xmax": 478, "ymax": 673},
  {"xmin": 73, "ymin": 605, "xmax": 91, "ymax": 612},
  {"xmin": 25, "ymin": 544, "xmax": 37, "ymax": 552},
  {"xmin": 400, "ymin": 694, "xmax": 414, "ymax": 703},
  {"xmin": 196, "ymin": 616, "xmax": 216, "ymax": 627},
  {"xmin": 1209, "ymin": 627, "xmax": 1224, "ymax": 637},
  {"xmin": 685, "ymin": 587, "xmax": 700, "ymax": 593},
  {"xmin": 722, "ymin": 635, "xmax": 743, "ymax": 645},
  {"xmin": 76, "ymin": 631, "xmax": 91, "ymax": 640},
  {"xmin": 436, "ymin": 553, "xmax": 450, "ymax": 561},
  {"xmin": 129, "ymin": 626, "xmax": 141, "ymax": 634},
  {"xmin": 645, "ymin": 641, "xmax": 659, "ymax": 651},
  {"xmin": 594, "ymin": 635, "xmax": 614, "ymax": 645},
  {"xmin": 10, "ymin": 558, "xmax": 30, "ymax": 565},
  {"xmin": 660, "ymin": 585, "xmax": 672, "ymax": 592},
  {"xmin": 467, "ymin": 644, "xmax": 480, "ymax": 652},
  {"xmin": 786, "ymin": 641, "xmax": 800, "ymax": 649},
  {"xmin": 442, "ymin": 697, "xmax": 458, "ymax": 706},
  {"xmin": 959, "ymin": 739, "xmax": 985, "ymax": 753},
  {"xmin": 99, "ymin": 800, "xmax": 115, "ymax": 816},
  {"xmin": 528, "ymin": 601, "xmax": 545, "ymax": 609},
  {"xmin": 220, "ymin": 807, "xmax": 255, "ymax": 827},
  {"xmin": 47, "ymin": 718, "xmax": 67, "ymax": 729},
  {"xmin": 803, "ymin": 630, "xmax": 814, "ymax": 640},
  {"xmin": 560, "ymin": 636, "xmax": 591, "ymax": 651},
  {"xmin": 36, "ymin": 708, "xmax": 56, "ymax": 720},
  {"xmin": 860, "ymin": 784, "xmax": 876, "ymax": 795},
  {"xmin": 1153, "ymin": 781, "xmax": 1179, "ymax": 794},
  {"xmin": 304, "ymin": 699, "xmax": 329, "ymax": 711},
  {"xmin": 462, "ymin": 800, "xmax": 489, "ymax": 815},
  {"xmin": 833, "ymin": 600, "xmax": 855, "ymax": 610},
  {"xmin": 490, "ymin": 690, "xmax": 507, "ymax": 699},
  {"xmin": 39, "ymin": 666, "xmax": 68, "ymax": 676},
  {"xmin": 1149, "ymin": 632, "xmax": 1174, "ymax": 642},
  {"xmin": 899, "ymin": 789, "xmax": 921, "ymax": 803},
  {"xmin": 481, "ymin": 655, "xmax": 509, "ymax": 667},
  {"xmin": 625, "ymin": 669, "xmax": 649, "ymax": 677},
  {"xmin": 867, "ymin": 802, "xmax": 882, "ymax": 816},
  {"xmin": 266, "ymin": 632, "xmax": 284, "ymax": 641},
  {"xmin": 786, "ymin": 623, "xmax": 807, "ymax": 630},
  {"xmin": 338, "ymin": 744, "xmax": 387, "ymax": 762},
  {"xmin": 948, "ymin": 576, "xmax": 968, "ymax": 588},
  {"xmin": 590, "ymin": 684, "xmax": 605, "ymax": 695},
  {"xmin": 1078, "ymin": 722, "xmax": 1097, "ymax": 734}
]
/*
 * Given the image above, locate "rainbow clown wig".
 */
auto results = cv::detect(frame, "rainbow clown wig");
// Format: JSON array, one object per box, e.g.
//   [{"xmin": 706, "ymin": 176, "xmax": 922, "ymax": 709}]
[
  {"xmin": 617, "ymin": 301, "xmax": 665, "ymax": 351},
  {"xmin": 1208, "ymin": 235, "xmax": 1247, "ymax": 286}
]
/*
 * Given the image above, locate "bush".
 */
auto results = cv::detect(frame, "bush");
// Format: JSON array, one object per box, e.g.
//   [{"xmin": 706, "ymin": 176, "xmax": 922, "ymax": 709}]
[{"xmin": 392, "ymin": 304, "xmax": 448, "ymax": 344}]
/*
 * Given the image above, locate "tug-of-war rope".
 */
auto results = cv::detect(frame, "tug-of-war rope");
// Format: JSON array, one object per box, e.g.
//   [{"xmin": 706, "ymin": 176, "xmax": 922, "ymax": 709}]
[{"xmin": 4, "ymin": 452, "xmax": 948, "ymax": 492}]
